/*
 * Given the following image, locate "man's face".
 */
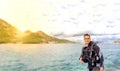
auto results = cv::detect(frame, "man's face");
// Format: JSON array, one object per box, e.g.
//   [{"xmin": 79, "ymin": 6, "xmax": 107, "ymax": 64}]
[{"xmin": 84, "ymin": 35, "xmax": 91, "ymax": 45}]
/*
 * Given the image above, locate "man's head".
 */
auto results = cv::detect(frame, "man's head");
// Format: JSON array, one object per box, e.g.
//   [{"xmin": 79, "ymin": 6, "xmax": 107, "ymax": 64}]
[{"xmin": 84, "ymin": 34, "xmax": 91, "ymax": 46}]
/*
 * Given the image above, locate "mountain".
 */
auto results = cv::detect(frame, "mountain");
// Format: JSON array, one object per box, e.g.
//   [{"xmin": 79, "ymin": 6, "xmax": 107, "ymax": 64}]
[
  {"xmin": 0, "ymin": 19, "xmax": 21, "ymax": 43},
  {"xmin": 19, "ymin": 30, "xmax": 74, "ymax": 43},
  {"xmin": 0, "ymin": 19, "xmax": 74, "ymax": 43},
  {"xmin": 114, "ymin": 40, "xmax": 120, "ymax": 43}
]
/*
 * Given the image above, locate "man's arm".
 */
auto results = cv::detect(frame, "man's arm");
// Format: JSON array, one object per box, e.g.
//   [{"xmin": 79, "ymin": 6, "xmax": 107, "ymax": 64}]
[
  {"xmin": 99, "ymin": 52, "xmax": 104, "ymax": 71},
  {"xmin": 99, "ymin": 52, "xmax": 104, "ymax": 68},
  {"xmin": 79, "ymin": 47, "xmax": 84, "ymax": 63},
  {"xmin": 93, "ymin": 44, "xmax": 104, "ymax": 70}
]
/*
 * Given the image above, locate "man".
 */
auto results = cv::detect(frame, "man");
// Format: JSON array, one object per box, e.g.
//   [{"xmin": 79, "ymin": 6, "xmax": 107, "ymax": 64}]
[{"xmin": 79, "ymin": 34, "xmax": 104, "ymax": 71}]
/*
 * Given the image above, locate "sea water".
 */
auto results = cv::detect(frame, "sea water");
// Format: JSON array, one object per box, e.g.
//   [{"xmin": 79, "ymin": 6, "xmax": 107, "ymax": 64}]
[{"xmin": 0, "ymin": 44, "xmax": 120, "ymax": 71}]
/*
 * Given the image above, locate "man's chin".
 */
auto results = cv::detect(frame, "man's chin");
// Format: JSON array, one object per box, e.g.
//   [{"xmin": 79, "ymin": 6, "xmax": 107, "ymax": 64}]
[{"xmin": 85, "ymin": 44, "xmax": 88, "ymax": 46}]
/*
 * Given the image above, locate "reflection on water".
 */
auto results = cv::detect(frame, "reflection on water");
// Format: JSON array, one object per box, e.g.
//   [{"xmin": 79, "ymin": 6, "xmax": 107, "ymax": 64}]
[{"xmin": 0, "ymin": 44, "xmax": 120, "ymax": 71}]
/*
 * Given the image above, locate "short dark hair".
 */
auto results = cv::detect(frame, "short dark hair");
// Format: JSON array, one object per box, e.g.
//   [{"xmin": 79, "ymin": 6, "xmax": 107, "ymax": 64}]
[{"xmin": 84, "ymin": 33, "xmax": 90, "ymax": 38}]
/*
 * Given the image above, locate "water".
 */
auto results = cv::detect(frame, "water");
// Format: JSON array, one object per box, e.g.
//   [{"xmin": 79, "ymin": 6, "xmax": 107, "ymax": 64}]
[{"xmin": 0, "ymin": 44, "xmax": 120, "ymax": 71}]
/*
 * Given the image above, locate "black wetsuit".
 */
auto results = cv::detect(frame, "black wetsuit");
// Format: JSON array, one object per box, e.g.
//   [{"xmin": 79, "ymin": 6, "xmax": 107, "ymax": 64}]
[{"xmin": 79, "ymin": 41, "xmax": 104, "ymax": 71}]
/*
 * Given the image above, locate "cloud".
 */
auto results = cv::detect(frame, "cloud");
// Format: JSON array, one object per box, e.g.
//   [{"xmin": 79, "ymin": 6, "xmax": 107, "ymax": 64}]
[
  {"xmin": 53, "ymin": 31, "xmax": 119, "ymax": 37},
  {"xmin": 1, "ymin": 0, "xmax": 120, "ymax": 41}
]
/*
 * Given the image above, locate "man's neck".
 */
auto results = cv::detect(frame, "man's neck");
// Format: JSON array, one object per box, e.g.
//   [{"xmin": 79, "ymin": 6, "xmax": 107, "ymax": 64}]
[
  {"xmin": 85, "ymin": 41, "xmax": 91, "ymax": 47},
  {"xmin": 85, "ymin": 44, "xmax": 88, "ymax": 47}
]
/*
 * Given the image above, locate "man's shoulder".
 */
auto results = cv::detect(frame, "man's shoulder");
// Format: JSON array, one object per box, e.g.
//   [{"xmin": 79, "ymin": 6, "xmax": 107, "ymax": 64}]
[
  {"xmin": 89, "ymin": 41, "xmax": 97, "ymax": 46},
  {"xmin": 90, "ymin": 41, "xmax": 100, "ymax": 49}
]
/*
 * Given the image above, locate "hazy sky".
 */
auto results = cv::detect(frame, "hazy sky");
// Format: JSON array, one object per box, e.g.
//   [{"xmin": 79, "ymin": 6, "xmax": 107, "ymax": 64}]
[{"xmin": 0, "ymin": 0, "xmax": 120, "ymax": 39}]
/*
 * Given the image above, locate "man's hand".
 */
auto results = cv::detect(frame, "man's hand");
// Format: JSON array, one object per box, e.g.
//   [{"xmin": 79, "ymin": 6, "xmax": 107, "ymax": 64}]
[
  {"xmin": 79, "ymin": 58, "xmax": 83, "ymax": 63},
  {"xmin": 100, "ymin": 67, "xmax": 104, "ymax": 71}
]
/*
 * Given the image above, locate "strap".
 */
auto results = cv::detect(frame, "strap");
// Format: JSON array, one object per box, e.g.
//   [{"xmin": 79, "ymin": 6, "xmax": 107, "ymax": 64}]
[{"xmin": 89, "ymin": 42, "xmax": 96, "ymax": 58}]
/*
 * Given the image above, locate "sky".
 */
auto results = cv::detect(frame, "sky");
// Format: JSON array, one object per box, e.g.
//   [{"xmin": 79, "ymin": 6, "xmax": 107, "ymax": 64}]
[{"xmin": 0, "ymin": 0, "xmax": 120, "ymax": 41}]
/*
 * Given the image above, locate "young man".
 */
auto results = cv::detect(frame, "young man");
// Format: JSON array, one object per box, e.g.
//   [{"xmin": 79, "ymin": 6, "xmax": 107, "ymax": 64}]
[{"xmin": 79, "ymin": 34, "xmax": 104, "ymax": 71}]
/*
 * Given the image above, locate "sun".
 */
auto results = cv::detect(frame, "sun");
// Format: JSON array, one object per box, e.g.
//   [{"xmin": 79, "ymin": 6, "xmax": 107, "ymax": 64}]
[{"xmin": 19, "ymin": 27, "xmax": 27, "ymax": 32}]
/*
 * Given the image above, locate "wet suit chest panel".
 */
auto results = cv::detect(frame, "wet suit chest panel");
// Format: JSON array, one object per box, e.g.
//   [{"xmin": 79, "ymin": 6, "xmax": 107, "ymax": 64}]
[
  {"xmin": 82, "ymin": 42, "xmax": 100, "ymax": 64},
  {"xmin": 82, "ymin": 47, "xmax": 91, "ymax": 63},
  {"xmin": 83, "ymin": 47, "xmax": 92, "ymax": 58}
]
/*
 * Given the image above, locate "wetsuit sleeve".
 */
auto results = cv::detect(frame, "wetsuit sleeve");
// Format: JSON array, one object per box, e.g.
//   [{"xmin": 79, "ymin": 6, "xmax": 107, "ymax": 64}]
[
  {"xmin": 93, "ymin": 44, "xmax": 104, "ymax": 68},
  {"xmin": 99, "ymin": 53, "xmax": 104, "ymax": 68}
]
